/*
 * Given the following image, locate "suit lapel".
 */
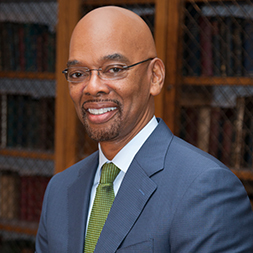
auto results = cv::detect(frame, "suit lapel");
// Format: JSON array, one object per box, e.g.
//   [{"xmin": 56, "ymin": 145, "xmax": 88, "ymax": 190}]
[
  {"xmin": 67, "ymin": 153, "xmax": 99, "ymax": 253},
  {"xmin": 95, "ymin": 119, "xmax": 173, "ymax": 252},
  {"xmin": 94, "ymin": 159, "xmax": 157, "ymax": 253}
]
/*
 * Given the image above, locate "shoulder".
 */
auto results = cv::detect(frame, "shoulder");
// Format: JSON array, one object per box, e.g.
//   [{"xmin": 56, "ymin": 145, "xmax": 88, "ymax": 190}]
[
  {"xmin": 170, "ymin": 135, "xmax": 226, "ymax": 169},
  {"xmin": 165, "ymin": 133, "xmax": 234, "ymax": 187},
  {"xmin": 47, "ymin": 151, "xmax": 99, "ymax": 190}
]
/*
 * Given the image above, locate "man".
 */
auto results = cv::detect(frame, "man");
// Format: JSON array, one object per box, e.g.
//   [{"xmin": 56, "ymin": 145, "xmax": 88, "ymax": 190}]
[{"xmin": 36, "ymin": 6, "xmax": 253, "ymax": 253}]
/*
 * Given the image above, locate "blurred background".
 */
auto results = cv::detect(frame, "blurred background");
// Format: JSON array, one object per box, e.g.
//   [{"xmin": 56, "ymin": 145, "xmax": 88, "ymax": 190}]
[{"xmin": 0, "ymin": 0, "xmax": 252, "ymax": 251}]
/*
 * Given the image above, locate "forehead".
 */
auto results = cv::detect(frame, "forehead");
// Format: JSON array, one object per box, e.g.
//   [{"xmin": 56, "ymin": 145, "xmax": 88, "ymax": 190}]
[
  {"xmin": 69, "ymin": 16, "xmax": 141, "ymax": 66},
  {"xmin": 67, "ymin": 53, "xmax": 130, "ymax": 67}
]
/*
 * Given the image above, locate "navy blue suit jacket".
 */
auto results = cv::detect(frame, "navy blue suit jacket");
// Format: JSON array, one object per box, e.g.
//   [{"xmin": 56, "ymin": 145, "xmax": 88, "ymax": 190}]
[{"xmin": 36, "ymin": 119, "xmax": 253, "ymax": 252}]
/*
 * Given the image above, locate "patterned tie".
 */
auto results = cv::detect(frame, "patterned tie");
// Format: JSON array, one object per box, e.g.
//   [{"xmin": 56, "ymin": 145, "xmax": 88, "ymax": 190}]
[{"xmin": 84, "ymin": 163, "xmax": 120, "ymax": 253}]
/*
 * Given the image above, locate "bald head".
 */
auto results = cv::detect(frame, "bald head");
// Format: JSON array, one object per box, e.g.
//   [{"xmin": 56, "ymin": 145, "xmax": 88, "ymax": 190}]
[
  {"xmin": 69, "ymin": 6, "xmax": 157, "ymax": 64},
  {"xmin": 67, "ymin": 6, "xmax": 165, "ymax": 152}
]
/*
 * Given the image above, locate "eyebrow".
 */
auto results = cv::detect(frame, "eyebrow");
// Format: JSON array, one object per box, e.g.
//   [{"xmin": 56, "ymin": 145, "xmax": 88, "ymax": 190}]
[
  {"xmin": 67, "ymin": 60, "xmax": 80, "ymax": 67},
  {"xmin": 66, "ymin": 53, "xmax": 130, "ymax": 67},
  {"xmin": 102, "ymin": 53, "xmax": 129, "ymax": 63}
]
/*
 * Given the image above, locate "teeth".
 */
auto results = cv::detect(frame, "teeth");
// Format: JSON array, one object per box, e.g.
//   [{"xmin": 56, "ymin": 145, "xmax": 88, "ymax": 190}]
[{"xmin": 88, "ymin": 107, "xmax": 117, "ymax": 115}]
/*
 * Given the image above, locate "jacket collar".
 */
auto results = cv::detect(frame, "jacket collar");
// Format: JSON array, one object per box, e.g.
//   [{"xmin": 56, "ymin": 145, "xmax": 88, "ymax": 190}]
[{"xmin": 67, "ymin": 152, "xmax": 99, "ymax": 253}]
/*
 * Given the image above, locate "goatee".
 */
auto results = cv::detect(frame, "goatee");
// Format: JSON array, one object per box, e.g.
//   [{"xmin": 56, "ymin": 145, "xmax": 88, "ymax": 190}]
[{"xmin": 81, "ymin": 100, "xmax": 122, "ymax": 142}]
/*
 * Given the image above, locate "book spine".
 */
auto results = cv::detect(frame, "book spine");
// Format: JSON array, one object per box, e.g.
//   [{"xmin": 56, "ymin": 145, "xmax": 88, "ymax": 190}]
[
  {"xmin": 185, "ymin": 8, "xmax": 201, "ymax": 76},
  {"xmin": 233, "ymin": 18, "xmax": 243, "ymax": 76},
  {"xmin": 225, "ymin": 17, "xmax": 233, "ymax": 76},
  {"xmin": 208, "ymin": 107, "xmax": 222, "ymax": 158},
  {"xmin": 185, "ymin": 107, "xmax": 199, "ymax": 147},
  {"xmin": 234, "ymin": 97, "xmax": 245, "ymax": 169},
  {"xmin": 0, "ymin": 94, "xmax": 7, "ymax": 148},
  {"xmin": 18, "ymin": 23, "xmax": 26, "ymax": 72},
  {"xmin": 220, "ymin": 19, "xmax": 227, "ymax": 76},
  {"xmin": 197, "ymin": 106, "xmax": 211, "ymax": 152},
  {"xmin": 221, "ymin": 109, "xmax": 235, "ymax": 167},
  {"xmin": 47, "ymin": 31, "xmax": 56, "ymax": 73},
  {"xmin": 7, "ymin": 95, "xmax": 18, "ymax": 147},
  {"xmin": 243, "ymin": 19, "xmax": 253, "ymax": 77},
  {"xmin": 0, "ymin": 173, "xmax": 20, "ymax": 220},
  {"xmin": 20, "ymin": 175, "xmax": 50, "ymax": 222},
  {"xmin": 200, "ymin": 16, "xmax": 213, "ymax": 76},
  {"xmin": 12, "ymin": 23, "xmax": 20, "ymax": 71},
  {"xmin": 212, "ymin": 17, "xmax": 221, "ymax": 76},
  {"xmin": 0, "ymin": 23, "xmax": 2, "ymax": 71},
  {"xmin": 0, "ymin": 21, "xmax": 55, "ymax": 73}
]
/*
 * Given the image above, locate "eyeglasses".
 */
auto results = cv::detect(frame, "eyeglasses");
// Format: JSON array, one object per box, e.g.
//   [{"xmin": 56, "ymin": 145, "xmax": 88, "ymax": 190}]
[{"xmin": 62, "ymin": 58, "xmax": 154, "ymax": 84}]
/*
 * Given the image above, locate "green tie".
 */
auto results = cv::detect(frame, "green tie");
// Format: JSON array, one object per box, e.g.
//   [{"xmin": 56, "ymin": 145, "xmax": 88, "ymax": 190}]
[{"xmin": 84, "ymin": 163, "xmax": 120, "ymax": 253}]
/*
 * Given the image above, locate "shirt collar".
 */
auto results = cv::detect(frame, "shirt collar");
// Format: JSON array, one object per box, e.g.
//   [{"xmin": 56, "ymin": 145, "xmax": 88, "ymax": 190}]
[{"xmin": 98, "ymin": 116, "xmax": 158, "ymax": 173}]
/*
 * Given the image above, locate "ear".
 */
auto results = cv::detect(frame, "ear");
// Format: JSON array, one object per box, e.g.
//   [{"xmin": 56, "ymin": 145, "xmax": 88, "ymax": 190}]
[{"xmin": 149, "ymin": 58, "xmax": 165, "ymax": 96}]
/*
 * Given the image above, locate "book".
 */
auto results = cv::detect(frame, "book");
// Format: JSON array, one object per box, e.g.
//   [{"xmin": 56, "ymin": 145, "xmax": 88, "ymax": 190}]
[
  {"xmin": 24, "ymin": 23, "xmax": 37, "ymax": 72},
  {"xmin": 18, "ymin": 23, "xmax": 26, "ymax": 71},
  {"xmin": 0, "ymin": 22, "xmax": 2, "ymax": 70},
  {"xmin": 6, "ymin": 95, "xmax": 55, "ymax": 151},
  {"xmin": 224, "ymin": 17, "xmax": 233, "ymax": 77},
  {"xmin": 243, "ymin": 19, "xmax": 253, "ymax": 77},
  {"xmin": 208, "ymin": 107, "xmax": 222, "ymax": 158},
  {"xmin": 0, "ymin": 94, "xmax": 7, "ymax": 149},
  {"xmin": 221, "ymin": 109, "xmax": 235, "ymax": 167},
  {"xmin": 197, "ymin": 106, "xmax": 211, "ymax": 152},
  {"xmin": 184, "ymin": 107, "xmax": 199, "ymax": 147},
  {"xmin": 0, "ymin": 22, "xmax": 55, "ymax": 72},
  {"xmin": 2, "ymin": 22, "xmax": 12, "ymax": 71},
  {"xmin": 12, "ymin": 22, "xmax": 20, "ymax": 71},
  {"xmin": 184, "ymin": 7, "xmax": 201, "ymax": 76},
  {"xmin": 0, "ymin": 173, "xmax": 20, "ymax": 220},
  {"xmin": 0, "ymin": 239, "xmax": 35, "ymax": 253},
  {"xmin": 47, "ymin": 31, "xmax": 56, "ymax": 73},
  {"xmin": 20, "ymin": 175, "xmax": 50, "ymax": 222},
  {"xmin": 233, "ymin": 97, "xmax": 245, "ymax": 169},
  {"xmin": 233, "ymin": 18, "xmax": 243, "ymax": 76},
  {"xmin": 7, "ymin": 95, "xmax": 18, "ymax": 147},
  {"xmin": 39, "ymin": 97, "xmax": 55, "ymax": 150},
  {"xmin": 212, "ymin": 17, "xmax": 221, "ymax": 76},
  {"xmin": 200, "ymin": 16, "xmax": 213, "ymax": 76},
  {"xmin": 219, "ymin": 18, "xmax": 227, "ymax": 77},
  {"xmin": 242, "ymin": 97, "xmax": 253, "ymax": 168}
]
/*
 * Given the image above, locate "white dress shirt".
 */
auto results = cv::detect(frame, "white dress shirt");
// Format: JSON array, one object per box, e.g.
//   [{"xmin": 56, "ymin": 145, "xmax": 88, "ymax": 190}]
[{"xmin": 86, "ymin": 116, "xmax": 158, "ymax": 231}]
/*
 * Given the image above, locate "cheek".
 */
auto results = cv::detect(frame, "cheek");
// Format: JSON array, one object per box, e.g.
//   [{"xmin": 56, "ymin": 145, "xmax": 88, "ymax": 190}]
[
  {"xmin": 68, "ymin": 86, "xmax": 84, "ymax": 117},
  {"xmin": 119, "ymin": 78, "xmax": 150, "ymax": 112},
  {"xmin": 69, "ymin": 85, "xmax": 83, "ymax": 105}
]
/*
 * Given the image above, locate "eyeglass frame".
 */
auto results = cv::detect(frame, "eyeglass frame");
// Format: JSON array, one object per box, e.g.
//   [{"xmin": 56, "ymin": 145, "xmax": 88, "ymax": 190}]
[{"xmin": 62, "ymin": 57, "xmax": 154, "ymax": 83}]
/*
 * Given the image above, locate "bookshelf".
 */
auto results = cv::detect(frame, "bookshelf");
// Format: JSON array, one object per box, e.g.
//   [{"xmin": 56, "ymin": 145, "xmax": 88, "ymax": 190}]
[
  {"xmin": 179, "ymin": 0, "xmax": 253, "ymax": 202},
  {"xmin": 1, "ymin": 0, "xmax": 252, "ymax": 250},
  {"xmin": 55, "ymin": 0, "xmax": 253, "ymax": 198},
  {"xmin": 0, "ymin": 0, "xmax": 57, "ymax": 251}
]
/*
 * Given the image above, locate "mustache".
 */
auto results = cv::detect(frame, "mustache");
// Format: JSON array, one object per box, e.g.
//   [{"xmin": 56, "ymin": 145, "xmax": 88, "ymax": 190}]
[{"xmin": 82, "ymin": 99, "xmax": 121, "ymax": 108}]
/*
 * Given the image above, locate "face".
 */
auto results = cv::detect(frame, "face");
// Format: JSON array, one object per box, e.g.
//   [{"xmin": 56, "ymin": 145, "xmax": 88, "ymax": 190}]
[{"xmin": 67, "ymin": 12, "xmax": 157, "ymax": 147}]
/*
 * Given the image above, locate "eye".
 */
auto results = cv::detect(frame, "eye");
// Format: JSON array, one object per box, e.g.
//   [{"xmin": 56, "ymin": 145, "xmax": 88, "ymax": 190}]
[
  {"xmin": 69, "ymin": 69, "xmax": 89, "ymax": 80},
  {"xmin": 104, "ymin": 65, "xmax": 126, "ymax": 75}
]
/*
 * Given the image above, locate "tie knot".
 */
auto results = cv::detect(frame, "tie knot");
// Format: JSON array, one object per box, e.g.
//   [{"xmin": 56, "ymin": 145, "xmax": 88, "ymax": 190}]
[{"xmin": 100, "ymin": 163, "xmax": 120, "ymax": 184}]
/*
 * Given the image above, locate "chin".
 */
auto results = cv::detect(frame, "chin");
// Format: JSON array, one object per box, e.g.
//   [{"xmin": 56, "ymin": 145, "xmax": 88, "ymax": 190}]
[{"xmin": 83, "ymin": 117, "xmax": 121, "ymax": 142}]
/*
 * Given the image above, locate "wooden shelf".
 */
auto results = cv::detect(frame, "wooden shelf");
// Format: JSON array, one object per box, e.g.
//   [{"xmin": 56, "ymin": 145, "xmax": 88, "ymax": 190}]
[
  {"xmin": 231, "ymin": 169, "xmax": 253, "ymax": 181},
  {"xmin": 0, "ymin": 219, "xmax": 38, "ymax": 236},
  {"xmin": 83, "ymin": 0, "xmax": 155, "ymax": 4},
  {"xmin": 182, "ymin": 76, "xmax": 253, "ymax": 86},
  {"xmin": 0, "ymin": 148, "xmax": 54, "ymax": 160},
  {"xmin": 186, "ymin": 0, "xmax": 246, "ymax": 2},
  {"xmin": 0, "ymin": 71, "xmax": 55, "ymax": 80}
]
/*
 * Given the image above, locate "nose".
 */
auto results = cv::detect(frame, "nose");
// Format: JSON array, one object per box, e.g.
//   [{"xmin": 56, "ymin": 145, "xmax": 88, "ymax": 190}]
[{"xmin": 83, "ymin": 69, "xmax": 109, "ymax": 96}]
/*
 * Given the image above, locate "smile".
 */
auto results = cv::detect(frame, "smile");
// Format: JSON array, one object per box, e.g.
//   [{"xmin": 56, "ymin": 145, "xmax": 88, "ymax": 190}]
[{"xmin": 87, "ymin": 107, "xmax": 117, "ymax": 115}]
